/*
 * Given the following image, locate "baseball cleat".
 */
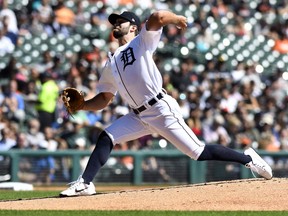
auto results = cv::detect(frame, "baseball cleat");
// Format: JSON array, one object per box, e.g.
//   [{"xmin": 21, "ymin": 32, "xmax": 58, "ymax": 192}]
[
  {"xmin": 60, "ymin": 176, "xmax": 96, "ymax": 197},
  {"xmin": 244, "ymin": 147, "xmax": 273, "ymax": 180}
]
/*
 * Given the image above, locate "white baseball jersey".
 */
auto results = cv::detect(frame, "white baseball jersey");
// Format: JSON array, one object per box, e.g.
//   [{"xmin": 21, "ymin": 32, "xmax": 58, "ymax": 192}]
[{"xmin": 97, "ymin": 24, "xmax": 205, "ymax": 160}]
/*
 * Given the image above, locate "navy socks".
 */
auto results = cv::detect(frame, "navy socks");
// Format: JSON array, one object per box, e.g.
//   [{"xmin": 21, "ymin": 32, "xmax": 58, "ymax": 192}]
[
  {"xmin": 82, "ymin": 131, "xmax": 113, "ymax": 183},
  {"xmin": 197, "ymin": 144, "xmax": 251, "ymax": 165},
  {"xmin": 81, "ymin": 137, "xmax": 251, "ymax": 183}
]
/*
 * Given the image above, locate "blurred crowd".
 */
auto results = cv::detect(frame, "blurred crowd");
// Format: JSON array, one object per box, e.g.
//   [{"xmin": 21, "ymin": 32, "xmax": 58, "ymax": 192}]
[{"xmin": 0, "ymin": 0, "xmax": 288, "ymax": 184}]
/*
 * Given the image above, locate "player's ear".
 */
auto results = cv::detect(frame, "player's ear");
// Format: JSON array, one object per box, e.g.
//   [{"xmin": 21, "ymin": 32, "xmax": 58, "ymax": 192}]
[{"xmin": 130, "ymin": 24, "xmax": 137, "ymax": 32}]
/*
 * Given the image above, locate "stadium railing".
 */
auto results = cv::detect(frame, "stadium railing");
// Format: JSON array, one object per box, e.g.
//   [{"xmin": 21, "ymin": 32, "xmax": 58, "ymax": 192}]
[{"xmin": 0, "ymin": 149, "xmax": 286, "ymax": 185}]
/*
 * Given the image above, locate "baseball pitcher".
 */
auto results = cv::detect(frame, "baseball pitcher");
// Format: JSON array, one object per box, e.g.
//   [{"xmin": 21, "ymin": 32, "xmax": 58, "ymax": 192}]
[{"xmin": 60, "ymin": 10, "xmax": 272, "ymax": 197}]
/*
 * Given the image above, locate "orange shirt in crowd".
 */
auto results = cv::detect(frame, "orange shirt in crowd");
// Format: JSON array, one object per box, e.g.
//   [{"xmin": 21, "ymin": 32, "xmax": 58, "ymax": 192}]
[
  {"xmin": 55, "ymin": 7, "xmax": 75, "ymax": 26},
  {"xmin": 118, "ymin": 0, "xmax": 134, "ymax": 5},
  {"xmin": 273, "ymin": 39, "xmax": 288, "ymax": 54}
]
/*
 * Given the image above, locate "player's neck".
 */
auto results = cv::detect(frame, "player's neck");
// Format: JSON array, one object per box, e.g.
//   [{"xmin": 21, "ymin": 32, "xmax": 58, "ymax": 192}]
[{"xmin": 118, "ymin": 34, "xmax": 135, "ymax": 46}]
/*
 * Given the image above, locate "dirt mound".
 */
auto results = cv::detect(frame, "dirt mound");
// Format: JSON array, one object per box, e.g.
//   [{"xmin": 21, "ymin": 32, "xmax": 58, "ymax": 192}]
[{"xmin": 0, "ymin": 178, "xmax": 287, "ymax": 211}]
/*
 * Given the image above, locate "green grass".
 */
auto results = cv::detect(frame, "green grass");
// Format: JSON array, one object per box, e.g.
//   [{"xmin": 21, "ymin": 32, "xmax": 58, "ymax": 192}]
[
  {"xmin": 0, "ymin": 191, "xmax": 286, "ymax": 215},
  {"xmin": 0, "ymin": 190, "xmax": 59, "ymax": 200}
]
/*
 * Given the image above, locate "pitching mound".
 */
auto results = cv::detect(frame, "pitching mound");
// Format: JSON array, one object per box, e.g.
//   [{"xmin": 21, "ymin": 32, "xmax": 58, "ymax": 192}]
[{"xmin": 0, "ymin": 178, "xmax": 287, "ymax": 211}]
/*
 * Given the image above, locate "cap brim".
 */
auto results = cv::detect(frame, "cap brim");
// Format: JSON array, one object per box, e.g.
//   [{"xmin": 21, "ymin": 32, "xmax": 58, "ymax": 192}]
[{"xmin": 108, "ymin": 13, "xmax": 129, "ymax": 25}]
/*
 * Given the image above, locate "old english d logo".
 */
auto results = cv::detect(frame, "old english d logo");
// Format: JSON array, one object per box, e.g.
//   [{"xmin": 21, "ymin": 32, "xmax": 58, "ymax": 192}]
[{"xmin": 120, "ymin": 47, "xmax": 136, "ymax": 70}]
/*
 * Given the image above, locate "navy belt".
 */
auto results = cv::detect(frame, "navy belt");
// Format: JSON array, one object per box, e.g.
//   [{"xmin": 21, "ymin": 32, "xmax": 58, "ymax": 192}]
[{"xmin": 133, "ymin": 93, "xmax": 164, "ymax": 115}]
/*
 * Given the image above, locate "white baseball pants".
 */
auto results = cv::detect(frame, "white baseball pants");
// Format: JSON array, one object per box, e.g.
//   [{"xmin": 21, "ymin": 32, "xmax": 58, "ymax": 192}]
[{"xmin": 105, "ymin": 94, "xmax": 205, "ymax": 160}]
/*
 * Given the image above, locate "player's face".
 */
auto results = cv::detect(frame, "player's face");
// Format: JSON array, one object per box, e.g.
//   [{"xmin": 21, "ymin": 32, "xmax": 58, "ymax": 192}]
[{"xmin": 113, "ymin": 18, "xmax": 131, "ymax": 39}]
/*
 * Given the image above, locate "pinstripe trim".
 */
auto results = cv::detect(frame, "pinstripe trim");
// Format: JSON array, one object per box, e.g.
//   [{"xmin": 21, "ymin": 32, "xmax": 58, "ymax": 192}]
[
  {"xmin": 162, "ymin": 98, "xmax": 203, "ymax": 147},
  {"xmin": 114, "ymin": 56, "xmax": 138, "ymax": 106}
]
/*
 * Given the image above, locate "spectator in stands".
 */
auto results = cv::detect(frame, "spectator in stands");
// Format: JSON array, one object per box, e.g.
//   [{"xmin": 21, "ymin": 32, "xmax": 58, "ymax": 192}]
[
  {"xmin": 196, "ymin": 29, "xmax": 214, "ymax": 53},
  {"xmin": 23, "ymin": 80, "xmax": 39, "ymax": 119},
  {"xmin": 256, "ymin": 0, "xmax": 273, "ymax": 14},
  {"xmin": 257, "ymin": 114, "xmax": 280, "ymax": 167},
  {"xmin": 35, "ymin": 126, "xmax": 58, "ymax": 184},
  {"xmin": 34, "ymin": 51, "xmax": 54, "ymax": 74},
  {"xmin": 231, "ymin": 16, "xmax": 252, "ymax": 38},
  {"xmin": 0, "ymin": 126, "xmax": 16, "ymax": 180},
  {"xmin": 85, "ymin": 78, "xmax": 103, "ymax": 126},
  {"xmin": 162, "ymin": 73, "xmax": 174, "ymax": 94},
  {"xmin": 26, "ymin": 118, "xmax": 45, "ymax": 149},
  {"xmin": 0, "ymin": 21, "xmax": 14, "ymax": 54},
  {"xmin": 267, "ymin": 69, "xmax": 288, "ymax": 108},
  {"xmin": 139, "ymin": 136, "xmax": 172, "ymax": 182},
  {"xmin": 135, "ymin": 0, "xmax": 154, "ymax": 9},
  {"xmin": 258, "ymin": 113, "xmax": 281, "ymax": 150},
  {"xmin": 234, "ymin": 0, "xmax": 252, "ymax": 19},
  {"xmin": 241, "ymin": 64, "xmax": 264, "ymax": 97},
  {"xmin": 35, "ymin": 0, "xmax": 53, "ymax": 26},
  {"xmin": 224, "ymin": 113, "xmax": 243, "ymax": 148},
  {"xmin": 177, "ymin": 92, "xmax": 190, "ymax": 120},
  {"xmin": 61, "ymin": 116, "xmax": 90, "ymax": 149},
  {"xmin": 171, "ymin": 60, "xmax": 194, "ymax": 92},
  {"xmin": 0, "ymin": 0, "xmax": 18, "ymax": 35},
  {"xmin": 272, "ymin": 33, "xmax": 288, "ymax": 54},
  {"xmin": 1, "ymin": 79, "xmax": 25, "ymax": 123},
  {"xmin": 238, "ymin": 82, "xmax": 261, "ymax": 114},
  {"xmin": 11, "ymin": 132, "xmax": 28, "ymax": 149},
  {"xmin": 194, "ymin": 10, "xmax": 209, "ymax": 31},
  {"xmin": 162, "ymin": 24, "xmax": 185, "ymax": 45},
  {"xmin": 0, "ymin": 127, "xmax": 16, "ymax": 152},
  {"xmin": 98, "ymin": 108, "xmax": 113, "ymax": 128},
  {"xmin": 1, "ymin": 15, "xmax": 17, "ymax": 45},
  {"xmin": 113, "ymin": 140, "xmax": 138, "ymax": 171},
  {"xmin": 31, "ymin": 0, "xmax": 55, "ymax": 36},
  {"xmin": 211, "ymin": 0, "xmax": 229, "ymax": 18},
  {"xmin": 279, "ymin": 127, "xmax": 288, "ymax": 151},
  {"xmin": 219, "ymin": 88, "xmax": 239, "ymax": 113},
  {"xmin": 186, "ymin": 106, "xmax": 203, "ymax": 140},
  {"xmin": 202, "ymin": 114, "xmax": 231, "ymax": 147},
  {"xmin": 35, "ymin": 73, "xmax": 59, "ymax": 131},
  {"xmin": 53, "ymin": 0, "xmax": 75, "ymax": 36},
  {"xmin": 90, "ymin": 3, "xmax": 110, "ymax": 27},
  {"xmin": 235, "ymin": 118, "xmax": 260, "ymax": 150},
  {"xmin": 74, "ymin": 1, "xmax": 87, "ymax": 25},
  {"xmin": 10, "ymin": 132, "xmax": 36, "ymax": 182}
]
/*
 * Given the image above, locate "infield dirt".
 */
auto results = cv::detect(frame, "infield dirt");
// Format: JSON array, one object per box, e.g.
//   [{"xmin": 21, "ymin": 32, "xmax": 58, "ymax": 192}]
[{"xmin": 0, "ymin": 178, "xmax": 287, "ymax": 211}]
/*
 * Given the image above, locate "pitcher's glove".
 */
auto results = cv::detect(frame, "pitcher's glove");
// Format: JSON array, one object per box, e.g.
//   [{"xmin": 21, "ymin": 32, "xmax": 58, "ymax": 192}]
[{"xmin": 61, "ymin": 87, "xmax": 85, "ymax": 116}]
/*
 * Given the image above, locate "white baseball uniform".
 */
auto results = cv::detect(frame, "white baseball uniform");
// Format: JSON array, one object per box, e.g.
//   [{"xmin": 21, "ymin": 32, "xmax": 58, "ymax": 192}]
[{"xmin": 97, "ymin": 24, "xmax": 205, "ymax": 160}]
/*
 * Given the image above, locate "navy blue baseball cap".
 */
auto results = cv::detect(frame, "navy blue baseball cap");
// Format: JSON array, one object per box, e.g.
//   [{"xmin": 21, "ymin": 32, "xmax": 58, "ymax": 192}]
[{"xmin": 108, "ymin": 11, "xmax": 141, "ymax": 30}]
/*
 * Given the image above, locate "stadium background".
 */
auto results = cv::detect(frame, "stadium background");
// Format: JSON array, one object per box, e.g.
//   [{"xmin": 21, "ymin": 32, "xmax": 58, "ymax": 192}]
[{"xmin": 0, "ymin": 0, "xmax": 288, "ymax": 186}]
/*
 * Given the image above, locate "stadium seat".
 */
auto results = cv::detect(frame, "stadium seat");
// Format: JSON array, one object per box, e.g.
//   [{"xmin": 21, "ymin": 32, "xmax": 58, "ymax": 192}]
[{"xmin": 0, "ymin": 53, "xmax": 11, "ymax": 69}]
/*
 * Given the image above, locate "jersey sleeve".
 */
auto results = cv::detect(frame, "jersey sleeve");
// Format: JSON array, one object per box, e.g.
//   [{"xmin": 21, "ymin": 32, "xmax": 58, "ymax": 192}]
[
  {"xmin": 139, "ymin": 22, "xmax": 162, "ymax": 52},
  {"xmin": 97, "ymin": 59, "xmax": 118, "ymax": 95}
]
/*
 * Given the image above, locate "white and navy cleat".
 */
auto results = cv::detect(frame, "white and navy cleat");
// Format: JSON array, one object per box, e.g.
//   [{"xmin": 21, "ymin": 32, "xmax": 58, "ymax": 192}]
[
  {"xmin": 60, "ymin": 176, "xmax": 96, "ymax": 197},
  {"xmin": 244, "ymin": 147, "xmax": 273, "ymax": 180}
]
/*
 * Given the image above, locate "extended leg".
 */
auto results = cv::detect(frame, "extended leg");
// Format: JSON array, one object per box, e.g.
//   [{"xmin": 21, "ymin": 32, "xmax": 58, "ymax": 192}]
[
  {"xmin": 197, "ymin": 144, "xmax": 251, "ymax": 165},
  {"xmin": 198, "ymin": 144, "xmax": 273, "ymax": 179},
  {"xmin": 59, "ymin": 131, "xmax": 113, "ymax": 197},
  {"xmin": 82, "ymin": 131, "xmax": 114, "ymax": 183}
]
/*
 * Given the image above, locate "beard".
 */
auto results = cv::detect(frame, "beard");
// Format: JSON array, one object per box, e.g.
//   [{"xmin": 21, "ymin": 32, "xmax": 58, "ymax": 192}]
[
  {"xmin": 112, "ymin": 30, "xmax": 124, "ymax": 39},
  {"xmin": 112, "ymin": 26, "xmax": 130, "ymax": 39}
]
